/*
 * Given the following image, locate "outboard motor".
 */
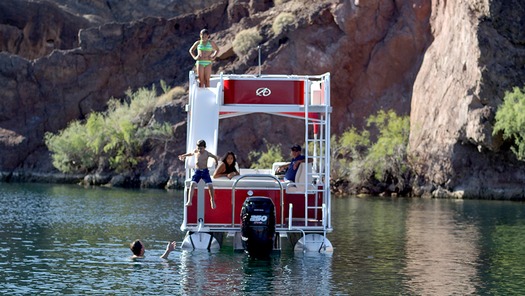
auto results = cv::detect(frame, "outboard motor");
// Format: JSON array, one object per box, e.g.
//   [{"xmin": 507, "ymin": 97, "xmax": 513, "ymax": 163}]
[{"xmin": 241, "ymin": 196, "xmax": 276, "ymax": 258}]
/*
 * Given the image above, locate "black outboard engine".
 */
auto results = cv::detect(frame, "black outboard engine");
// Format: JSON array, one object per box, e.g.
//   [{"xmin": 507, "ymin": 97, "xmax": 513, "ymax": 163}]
[{"xmin": 241, "ymin": 196, "xmax": 276, "ymax": 258}]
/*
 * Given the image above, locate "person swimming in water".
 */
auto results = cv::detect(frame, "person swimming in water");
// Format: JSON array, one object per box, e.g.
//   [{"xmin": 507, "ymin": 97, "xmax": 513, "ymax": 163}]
[
  {"xmin": 130, "ymin": 239, "xmax": 176, "ymax": 259},
  {"xmin": 189, "ymin": 29, "xmax": 220, "ymax": 88}
]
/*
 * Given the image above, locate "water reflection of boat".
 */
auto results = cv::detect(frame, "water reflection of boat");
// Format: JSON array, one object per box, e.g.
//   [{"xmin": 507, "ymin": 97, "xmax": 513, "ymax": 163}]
[{"xmin": 180, "ymin": 72, "xmax": 333, "ymax": 256}]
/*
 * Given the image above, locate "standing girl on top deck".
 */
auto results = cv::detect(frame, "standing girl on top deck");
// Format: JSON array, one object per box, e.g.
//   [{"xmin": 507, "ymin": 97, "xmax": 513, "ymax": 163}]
[{"xmin": 189, "ymin": 29, "xmax": 220, "ymax": 88}]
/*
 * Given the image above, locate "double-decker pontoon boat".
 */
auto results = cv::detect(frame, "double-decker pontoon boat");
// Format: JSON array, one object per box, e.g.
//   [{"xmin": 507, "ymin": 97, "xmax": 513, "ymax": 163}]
[{"xmin": 180, "ymin": 71, "xmax": 333, "ymax": 256}]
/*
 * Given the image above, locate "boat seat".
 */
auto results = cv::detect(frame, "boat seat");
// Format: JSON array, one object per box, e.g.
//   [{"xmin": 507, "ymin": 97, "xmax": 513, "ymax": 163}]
[
  {"xmin": 286, "ymin": 162, "xmax": 315, "ymax": 194},
  {"xmin": 272, "ymin": 162, "xmax": 289, "ymax": 175}
]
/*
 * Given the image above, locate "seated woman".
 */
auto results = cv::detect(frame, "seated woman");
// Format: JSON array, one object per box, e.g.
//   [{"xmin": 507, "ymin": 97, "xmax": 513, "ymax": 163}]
[{"xmin": 213, "ymin": 151, "xmax": 240, "ymax": 179}]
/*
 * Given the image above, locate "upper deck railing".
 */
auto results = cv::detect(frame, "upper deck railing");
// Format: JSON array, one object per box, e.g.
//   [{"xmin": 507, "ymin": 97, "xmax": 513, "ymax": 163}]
[{"xmin": 203, "ymin": 72, "xmax": 332, "ymax": 113}]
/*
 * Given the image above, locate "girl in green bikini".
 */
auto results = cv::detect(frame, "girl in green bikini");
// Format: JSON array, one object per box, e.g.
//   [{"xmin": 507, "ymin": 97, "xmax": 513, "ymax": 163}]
[{"xmin": 189, "ymin": 29, "xmax": 220, "ymax": 88}]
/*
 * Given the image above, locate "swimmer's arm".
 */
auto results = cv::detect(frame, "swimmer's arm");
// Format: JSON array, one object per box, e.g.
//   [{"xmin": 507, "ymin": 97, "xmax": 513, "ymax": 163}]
[{"xmin": 160, "ymin": 241, "xmax": 176, "ymax": 259}]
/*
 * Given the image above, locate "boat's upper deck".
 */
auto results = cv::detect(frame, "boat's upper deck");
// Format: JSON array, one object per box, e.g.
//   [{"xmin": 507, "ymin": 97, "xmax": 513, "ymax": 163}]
[{"xmin": 210, "ymin": 73, "xmax": 332, "ymax": 115}]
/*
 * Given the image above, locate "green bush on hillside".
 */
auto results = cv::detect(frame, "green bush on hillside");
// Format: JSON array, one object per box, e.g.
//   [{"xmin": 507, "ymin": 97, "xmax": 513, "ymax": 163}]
[
  {"xmin": 249, "ymin": 141, "xmax": 284, "ymax": 169},
  {"xmin": 493, "ymin": 86, "xmax": 525, "ymax": 160},
  {"xmin": 331, "ymin": 110, "xmax": 410, "ymax": 193},
  {"xmin": 366, "ymin": 110, "xmax": 410, "ymax": 181},
  {"xmin": 331, "ymin": 127, "xmax": 370, "ymax": 182},
  {"xmin": 272, "ymin": 12, "xmax": 296, "ymax": 35},
  {"xmin": 157, "ymin": 86, "xmax": 186, "ymax": 106},
  {"xmin": 233, "ymin": 28, "xmax": 263, "ymax": 56},
  {"xmin": 45, "ymin": 120, "xmax": 99, "ymax": 173},
  {"xmin": 45, "ymin": 83, "xmax": 174, "ymax": 174}
]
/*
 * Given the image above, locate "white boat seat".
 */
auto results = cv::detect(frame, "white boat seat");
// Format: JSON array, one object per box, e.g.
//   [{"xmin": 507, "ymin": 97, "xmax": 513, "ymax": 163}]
[
  {"xmin": 286, "ymin": 162, "xmax": 315, "ymax": 194},
  {"xmin": 272, "ymin": 162, "xmax": 289, "ymax": 175}
]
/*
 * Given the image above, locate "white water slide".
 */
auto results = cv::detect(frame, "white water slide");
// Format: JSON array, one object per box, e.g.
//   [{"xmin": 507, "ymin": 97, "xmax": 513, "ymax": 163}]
[{"xmin": 185, "ymin": 85, "xmax": 220, "ymax": 169}]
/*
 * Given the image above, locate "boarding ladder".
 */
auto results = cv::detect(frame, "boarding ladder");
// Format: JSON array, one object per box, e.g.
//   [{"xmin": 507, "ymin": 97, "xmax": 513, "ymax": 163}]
[{"xmin": 300, "ymin": 75, "xmax": 331, "ymax": 236}]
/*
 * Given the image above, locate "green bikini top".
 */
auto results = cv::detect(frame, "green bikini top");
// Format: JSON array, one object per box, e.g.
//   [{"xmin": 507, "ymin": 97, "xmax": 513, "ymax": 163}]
[{"xmin": 197, "ymin": 41, "xmax": 213, "ymax": 51}]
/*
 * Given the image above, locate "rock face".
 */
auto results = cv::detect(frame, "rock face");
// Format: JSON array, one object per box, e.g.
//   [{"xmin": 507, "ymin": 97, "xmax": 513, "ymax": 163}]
[
  {"xmin": 0, "ymin": 0, "xmax": 432, "ymax": 186},
  {"xmin": 409, "ymin": 0, "xmax": 525, "ymax": 199},
  {"xmin": 0, "ymin": 0, "xmax": 237, "ymax": 183},
  {"xmin": 51, "ymin": 0, "xmax": 220, "ymax": 23},
  {"xmin": 0, "ymin": 1, "xmax": 92, "ymax": 60},
  {"xmin": 200, "ymin": 0, "xmax": 433, "ymax": 167},
  {"xmin": 1, "ymin": 0, "xmax": 524, "ymax": 197}
]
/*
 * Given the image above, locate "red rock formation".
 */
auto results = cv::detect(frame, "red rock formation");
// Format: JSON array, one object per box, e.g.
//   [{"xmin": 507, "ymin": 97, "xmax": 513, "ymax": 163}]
[
  {"xmin": 0, "ymin": 0, "xmax": 434, "ymax": 186},
  {"xmin": 2, "ymin": 0, "xmax": 524, "ymax": 198},
  {"xmin": 213, "ymin": 0, "xmax": 433, "ymax": 169},
  {"xmin": 0, "ymin": 1, "xmax": 93, "ymax": 60},
  {"xmin": 410, "ymin": 0, "xmax": 525, "ymax": 199}
]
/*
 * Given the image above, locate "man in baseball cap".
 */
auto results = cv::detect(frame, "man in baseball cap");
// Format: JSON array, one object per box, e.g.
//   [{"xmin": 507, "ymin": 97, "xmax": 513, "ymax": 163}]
[{"xmin": 275, "ymin": 144, "xmax": 306, "ymax": 182}]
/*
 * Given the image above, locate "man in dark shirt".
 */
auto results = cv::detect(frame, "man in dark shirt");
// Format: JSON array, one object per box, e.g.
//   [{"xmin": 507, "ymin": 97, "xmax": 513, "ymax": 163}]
[{"xmin": 276, "ymin": 144, "xmax": 306, "ymax": 182}]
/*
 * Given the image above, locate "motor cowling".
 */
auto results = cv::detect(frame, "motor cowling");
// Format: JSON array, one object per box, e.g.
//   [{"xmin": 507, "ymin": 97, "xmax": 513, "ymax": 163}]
[{"xmin": 241, "ymin": 196, "xmax": 276, "ymax": 258}]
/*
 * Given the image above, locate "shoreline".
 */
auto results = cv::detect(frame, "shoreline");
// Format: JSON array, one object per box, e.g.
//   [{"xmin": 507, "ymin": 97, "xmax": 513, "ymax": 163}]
[{"xmin": 2, "ymin": 171, "xmax": 524, "ymax": 200}]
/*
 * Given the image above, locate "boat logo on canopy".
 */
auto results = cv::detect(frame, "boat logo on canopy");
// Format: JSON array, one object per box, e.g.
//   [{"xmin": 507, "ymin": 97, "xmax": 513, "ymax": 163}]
[{"xmin": 256, "ymin": 87, "xmax": 271, "ymax": 97}]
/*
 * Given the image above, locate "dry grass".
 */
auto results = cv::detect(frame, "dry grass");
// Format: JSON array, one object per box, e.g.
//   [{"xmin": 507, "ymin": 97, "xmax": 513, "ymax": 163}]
[{"xmin": 156, "ymin": 86, "xmax": 186, "ymax": 106}]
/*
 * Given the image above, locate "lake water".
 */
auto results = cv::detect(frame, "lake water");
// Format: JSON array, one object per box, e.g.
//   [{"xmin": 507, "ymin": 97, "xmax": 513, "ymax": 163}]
[{"xmin": 1, "ymin": 183, "xmax": 525, "ymax": 295}]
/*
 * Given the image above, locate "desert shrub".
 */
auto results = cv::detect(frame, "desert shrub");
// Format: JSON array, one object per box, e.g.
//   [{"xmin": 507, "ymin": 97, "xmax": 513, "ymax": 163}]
[
  {"xmin": 365, "ymin": 110, "xmax": 410, "ymax": 180},
  {"xmin": 157, "ymin": 86, "xmax": 186, "ymax": 106},
  {"xmin": 249, "ymin": 142, "xmax": 284, "ymax": 169},
  {"xmin": 45, "ymin": 85, "xmax": 173, "ymax": 174},
  {"xmin": 232, "ymin": 28, "xmax": 262, "ymax": 56},
  {"xmin": 493, "ymin": 87, "xmax": 525, "ymax": 160},
  {"xmin": 331, "ymin": 110, "xmax": 410, "ymax": 193},
  {"xmin": 331, "ymin": 127, "xmax": 370, "ymax": 183},
  {"xmin": 45, "ymin": 120, "xmax": 98, "ymax": 173},
  {"xmin": 272, "ymin": 12, "xmax": 296, "ymax": 35},
  {"xmin": 274, "ymin": 0, "xmax": 290, "ymax": 5},
  {"xmin": 160, "ymin": 80, "xmax": 170, "ymax": 94}
]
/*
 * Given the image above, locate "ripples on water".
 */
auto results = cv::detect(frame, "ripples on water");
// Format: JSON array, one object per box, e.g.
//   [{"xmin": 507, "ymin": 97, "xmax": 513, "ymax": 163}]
[{"xmin": 1, "ymin": 183, "xmax": 525, "ymax": 295}]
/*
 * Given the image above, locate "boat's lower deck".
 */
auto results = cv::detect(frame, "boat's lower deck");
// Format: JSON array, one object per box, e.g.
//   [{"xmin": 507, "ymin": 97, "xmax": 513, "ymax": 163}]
[
  {"xmin": 183, "ymin": 179, "xmax": 328, "ymax": 229},
  {"xmin": 180, "ymin": 228, "xmax": 334, "ymax": 253},
  {"xmin": 184, "ymin": 219, "xmax": 329, "ymax": 232}
]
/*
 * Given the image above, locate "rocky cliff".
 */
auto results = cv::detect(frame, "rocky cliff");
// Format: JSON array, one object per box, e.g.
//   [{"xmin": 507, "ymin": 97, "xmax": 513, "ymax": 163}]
[
  {"xmin": 1, "ymin": 0, "xmax": 524, "ymax": 198},
  {"xmin": 0, "ymin": 0, "xmax": 238, "ymax": 182},
  {"xmin": 410, "ymin": 0, "xmax": 525, "ymax": 199}
]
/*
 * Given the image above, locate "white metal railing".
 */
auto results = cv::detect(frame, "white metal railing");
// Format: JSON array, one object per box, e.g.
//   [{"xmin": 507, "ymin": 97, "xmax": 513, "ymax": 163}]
[
  {"xmin": 211, "ymin": 73, "xmax": 329, "ymax": 80},
  {"xmin": 230, "ymin": 174, "xmax": 285, "ymax": 227}
]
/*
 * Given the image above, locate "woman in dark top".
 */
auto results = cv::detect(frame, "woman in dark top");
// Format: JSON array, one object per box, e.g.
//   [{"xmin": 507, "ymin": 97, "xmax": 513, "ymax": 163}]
[{"xmin": 213, "ymin": 151, "xmax": 240, "ymax": 179}]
